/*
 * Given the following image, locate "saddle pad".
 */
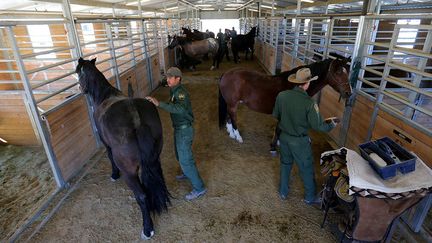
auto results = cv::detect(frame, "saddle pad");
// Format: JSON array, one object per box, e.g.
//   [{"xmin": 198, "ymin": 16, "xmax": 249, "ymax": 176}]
[{"xmin": 346, "ymin": 149, "xmax": 432, "ymax": 195}]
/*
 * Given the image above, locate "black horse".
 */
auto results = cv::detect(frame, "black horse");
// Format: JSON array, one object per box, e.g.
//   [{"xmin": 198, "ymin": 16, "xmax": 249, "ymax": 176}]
[
  {"xmin": 231, "ymin": 27, "xmax": 257, "ymax": 63},
  {"xmin": 75, "ymin": 57, "xmax": 170, "ymax": 240}
]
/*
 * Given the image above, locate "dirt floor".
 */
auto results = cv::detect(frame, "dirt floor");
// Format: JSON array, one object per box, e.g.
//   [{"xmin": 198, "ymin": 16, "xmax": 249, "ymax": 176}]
[{"xmin": 12, "ymin": 58, "xmax": 342, "ymax": 242}]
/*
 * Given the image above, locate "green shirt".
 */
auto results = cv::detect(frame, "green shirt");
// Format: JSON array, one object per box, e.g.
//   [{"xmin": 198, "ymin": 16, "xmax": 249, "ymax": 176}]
[
  {"xmin": 159, "ymin": 84, "xmax": 194, "ymax": 128},
  {"xmin": 272, "ymin": 86, "xmax": 334, "ymax": 137}
]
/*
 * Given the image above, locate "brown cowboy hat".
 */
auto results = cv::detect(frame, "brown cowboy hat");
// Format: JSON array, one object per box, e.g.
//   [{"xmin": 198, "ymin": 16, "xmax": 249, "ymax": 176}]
[{"xmin": 288, "ymin": 68, "xmax": 318, "ymax": 84}]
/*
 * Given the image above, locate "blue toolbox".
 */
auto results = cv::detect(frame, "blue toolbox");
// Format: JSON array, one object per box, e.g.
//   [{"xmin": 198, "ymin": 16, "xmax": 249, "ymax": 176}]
[{"xmin": 359, "ymin": 137, "xmax": 416, "ymax": 180}]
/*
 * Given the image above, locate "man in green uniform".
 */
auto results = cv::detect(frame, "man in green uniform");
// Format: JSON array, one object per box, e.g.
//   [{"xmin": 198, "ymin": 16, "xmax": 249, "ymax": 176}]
[
  {"xmin": 146, "ymin": 67, "xmax": 207, "ymax": 201},
  {"xmin": 272, "ymin": 67, "xmax": 339, "ymax": 205}
]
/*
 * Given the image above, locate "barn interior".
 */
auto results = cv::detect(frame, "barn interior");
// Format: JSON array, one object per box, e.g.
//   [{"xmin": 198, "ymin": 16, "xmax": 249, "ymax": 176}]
[{"xmin": 0, "ymin": 0, "xmax": 431, "ymax": 242}]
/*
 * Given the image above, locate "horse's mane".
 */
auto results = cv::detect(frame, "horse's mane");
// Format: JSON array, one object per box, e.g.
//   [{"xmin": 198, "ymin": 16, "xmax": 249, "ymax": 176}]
[{"xmin": 78, "ymin": 60, "xmax": 121, "ymax": 105}]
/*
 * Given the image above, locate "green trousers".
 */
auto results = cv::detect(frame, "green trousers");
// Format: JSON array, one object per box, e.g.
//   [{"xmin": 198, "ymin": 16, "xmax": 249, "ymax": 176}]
[
  {"xmin": 279, "ymin": 133, "xmax": 316, "ymax": 201},
  {"xmin": 174, "ymin": 126, "xmax": 205, "ymax": 191}
]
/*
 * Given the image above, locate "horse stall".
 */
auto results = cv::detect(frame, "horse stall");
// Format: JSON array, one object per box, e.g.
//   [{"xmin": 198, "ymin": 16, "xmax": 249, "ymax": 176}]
[
  {"xmin": 0, "ymin": 15, "xmax": 164, "ymax": 241},
  {"xmin": 255, "ymin": 18, "xmax": 285, "ymax": 75},
  {"xmin": 280, "ymin": 9, "xmax": 432, "ymax": 239}
]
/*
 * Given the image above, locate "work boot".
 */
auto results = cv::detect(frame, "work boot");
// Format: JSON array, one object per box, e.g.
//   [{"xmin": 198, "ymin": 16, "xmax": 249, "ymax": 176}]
[{"xmin": 185, "ymin": 188, "xmax": 207, "ymax": 201}]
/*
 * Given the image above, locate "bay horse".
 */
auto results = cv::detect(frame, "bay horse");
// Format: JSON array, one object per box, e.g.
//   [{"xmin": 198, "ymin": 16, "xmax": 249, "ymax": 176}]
[
  {"xmin": 231, "ymin": 26, "xmax": 257, "ymax": 63},
  {"xmin": 76, "ymin": 57, "xmax": 170, "ymax": 240},
  {"xmin": 218, "ymin": 58, "xmax": 351, "ymax": 145},
  {"xmin": 168, "ymin": 35, "xmax": 220, "ymax": 70}
]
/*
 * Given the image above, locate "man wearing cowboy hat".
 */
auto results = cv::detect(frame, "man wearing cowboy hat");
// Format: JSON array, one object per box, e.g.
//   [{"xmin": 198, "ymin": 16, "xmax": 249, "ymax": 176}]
[{"xmin": 272, "ymin": 67, "xmax": 340, "ymax": 205}]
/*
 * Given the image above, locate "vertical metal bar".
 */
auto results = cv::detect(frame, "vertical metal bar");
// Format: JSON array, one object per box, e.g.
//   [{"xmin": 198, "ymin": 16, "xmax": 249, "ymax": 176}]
[
  {"xmin": 142, "ymin": 20, "xmax": 153, "ymax": 92},
  {"xmin": 366, "ymin": 26, "xmax": 400, "ymax": 140},
  {"xmin": 324, "ymin": 18, "xmax": 334, "ymax": 59},
  {"xmin": 154, "ymin": 19, "xmax": 162, "ymax": 79},
  {"xmin": 105, "ymin": 22, "xmax": 121, "ymax": 89},
  {"xmin": 127, "ymin": 22, "xmax": 137, "ymax": 67},
  {"xmin": 61, "ymin": 0, "xmax": 101, "ymax": 147},
  {"xmin": 306, "ymin": 18, "xmax": 313, "ymax": 64},
  {"xmin": 406, "ymin": 27, "xmax": 432, "ymax": 118},
  {"xmin": 7, "ymin": 26, "xmax": 65, "ymax": 188},
  {"xmin": 293, "ymin": 17, "xmax": 300, "ymax": 67}
]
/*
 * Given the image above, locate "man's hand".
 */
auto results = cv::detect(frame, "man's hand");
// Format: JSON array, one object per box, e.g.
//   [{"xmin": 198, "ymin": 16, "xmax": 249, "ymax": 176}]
[
  {"xmin": 325, "ymin": 117, "xmax": 340, "ymax": 126},
  {"xmin": 145, "ymin": 96, "xmax": 159, "ymax": 106}
]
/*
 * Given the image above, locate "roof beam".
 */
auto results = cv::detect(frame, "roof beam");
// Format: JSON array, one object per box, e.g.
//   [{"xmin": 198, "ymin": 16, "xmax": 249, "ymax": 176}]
[
  {"xmin": 280, "ymin": 0, "xmax": 361, "ymax": 11},
  {"xmin": 28, "ymin": 0, "xmax": 159, "ymax": 12}
]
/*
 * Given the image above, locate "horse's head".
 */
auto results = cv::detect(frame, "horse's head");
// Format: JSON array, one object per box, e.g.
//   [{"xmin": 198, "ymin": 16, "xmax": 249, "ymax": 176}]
[
  {"xmin": 181, "ymin": 27, "xmax": 190, "ymax": 34},
  {"xmin": 75, "ymin": 57, "xmax": 97, "ymax": 94},
  {"xmin": 168, "ymin": 35, "xmax": 178, "ymax": 49},
  {"xmin": 326, "ymin": 58, "xmax": 352, "ymax": 99}
]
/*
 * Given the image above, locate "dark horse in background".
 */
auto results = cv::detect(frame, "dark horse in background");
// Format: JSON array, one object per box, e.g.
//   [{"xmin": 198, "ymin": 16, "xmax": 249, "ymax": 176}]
[
  {"xmin": 181, "ymin": 27, "xmax": 215, "ymax": 40},
  {"xmin": 76, "ymin": 58, "xmax": 170, "ymax": 240},
  {"xmin": 230, "ymin": 26, "xmax": 257, "ymax": 63},
  {"xmin": 169, "ymin": 35, "xmax": 220, "ymax": 70},
  {"xmin": 313, "ymin": 50, "xmax": 412, "ymax": 88},
  {"xmin": 218, "ymin": 58, "xmax": 351, "ymax": 146}
]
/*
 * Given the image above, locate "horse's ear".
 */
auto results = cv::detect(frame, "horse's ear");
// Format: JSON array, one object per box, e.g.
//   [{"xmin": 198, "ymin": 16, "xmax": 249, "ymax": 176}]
[
  {"xmin": 91, "ymin": 58, "xmax": 97, "ymax": 64},
  {"xmin": 78, "ymin": 57, "xmax": 84, "ymax": 63}
]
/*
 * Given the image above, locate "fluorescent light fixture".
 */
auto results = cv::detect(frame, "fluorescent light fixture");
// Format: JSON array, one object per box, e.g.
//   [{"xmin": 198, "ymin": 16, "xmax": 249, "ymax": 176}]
[
  {"xmin": 224, "ymin": 8, "xmax": 237, "ymax": 10},
  {"xmin": 196, "ymin": 4, "xmax": 212, "ymax": 7},
  {"xmin": 126, "ymin": 0, "xmax": 151, "ymax": 6},
  {"xmin": 201, "ymin": 8, "xmax": 215, "ymax": 10},
  {"xmin": 166, "ymin": 6, "xmax": 178, "ymax": 11},
  {"xmin": 226, "ymin": 3, "xmax": 243, "ymax": 7},
  {"xmin": 248, "ymin": 8, "xmax": 258, "ymax": 12},
  {"xmin": 261, "ymin": 5, "xmax": 276, "ymax": 9},
  {"xmin": 301, "ymin": 0, "xmax": 314, "ymax": 2}
]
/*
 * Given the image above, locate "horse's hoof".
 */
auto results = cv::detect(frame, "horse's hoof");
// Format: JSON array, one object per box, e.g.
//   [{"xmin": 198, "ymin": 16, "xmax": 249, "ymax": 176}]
[
  {"xmin": 237, "ymin": 137, "xmax": 243, "ymax": 143},
  {"xmin": 270, "ymin": 150, "xmax": 278, "ymax": 157},
  {"xmin": 141, "ymin": 229, "xmax": 155, "ymax": 240},
  {"xmin": 210, "ymin": 66, "xmax": 215, "ymax": 70}
]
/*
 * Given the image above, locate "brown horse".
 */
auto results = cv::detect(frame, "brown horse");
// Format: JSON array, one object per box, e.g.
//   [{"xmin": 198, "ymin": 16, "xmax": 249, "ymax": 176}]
[{"xmin": 218, "ymin": 58, "xmax": 351, "ymax": 144}]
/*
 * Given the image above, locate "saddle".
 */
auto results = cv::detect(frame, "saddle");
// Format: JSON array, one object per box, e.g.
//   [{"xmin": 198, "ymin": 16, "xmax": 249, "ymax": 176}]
[{"xmin": 320, "ymin": 148, "xmax": 429, "ymax": 241}]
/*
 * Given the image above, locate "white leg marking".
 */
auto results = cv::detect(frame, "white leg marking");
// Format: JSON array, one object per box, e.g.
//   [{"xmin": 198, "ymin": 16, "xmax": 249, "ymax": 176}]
[
  {"xmin": 234, "ymin": 129, "xmax": 243, "ymax": 143},
  {"xmin": 141, "ymin": 230, "xmax": 155, "ymax": 240}
]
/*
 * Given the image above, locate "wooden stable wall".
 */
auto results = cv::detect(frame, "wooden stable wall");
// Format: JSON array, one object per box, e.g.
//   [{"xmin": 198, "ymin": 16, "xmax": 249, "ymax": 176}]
[
  {"xmin": 319, "ymin": 86, "xmax": 346, "ymax": 145},
  {"xmin": 372, "ymin": 110, "xmax": 432, "ymax": 167},
  {"xmin": 43, "ymin": 96, "xmax": 97, "ymax": 181},
  {"xmin": 0, "ymin": 92, "xmax": 73, "ymax": 145},
  {"xmin": 343, "ymin": 94, "xmax": 432, "ymax": 167},
  {"xmin": 0, "ymin": 92, "xmax": 39, "ymax": 145},
  {"xmin": 345, "ymin": 94, "xmax": 373, "ymax": 150},
  {"xmin": 254, "ymin": 40, "xmax": 277, "ymax": 74}
]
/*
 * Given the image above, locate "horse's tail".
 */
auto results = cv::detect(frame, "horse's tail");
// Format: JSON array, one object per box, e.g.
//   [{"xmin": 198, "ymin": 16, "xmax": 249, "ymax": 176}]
[
  {"xmin": 218, "ymin": 76, "xmax": 228, "ymax": 129},
  {"xmin": 136, "ymin": 125, "xmax": 170, "ymax": 214}
]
